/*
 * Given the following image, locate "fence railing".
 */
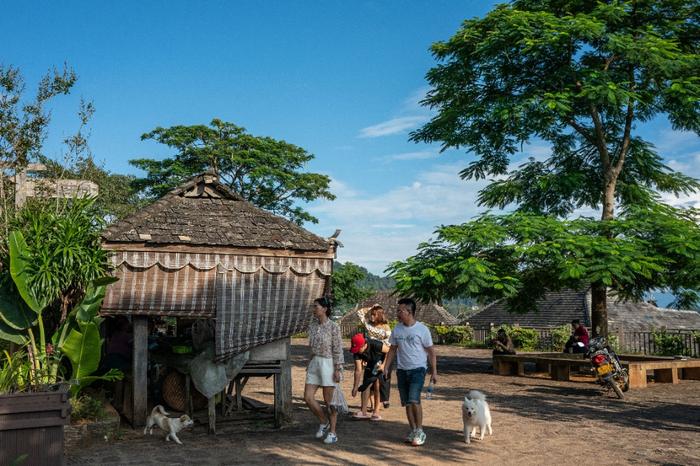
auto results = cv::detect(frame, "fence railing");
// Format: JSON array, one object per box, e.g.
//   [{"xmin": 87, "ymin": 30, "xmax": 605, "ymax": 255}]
[{"xmin": 471, "ymin": 326, "xmax": 700, "ymax": 357}]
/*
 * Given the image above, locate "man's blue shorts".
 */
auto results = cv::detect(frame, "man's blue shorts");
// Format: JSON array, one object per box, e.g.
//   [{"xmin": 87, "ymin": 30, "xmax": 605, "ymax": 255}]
[{"xmin": 396, "ymin": 367, "xmax": 427, "ymax": 406}]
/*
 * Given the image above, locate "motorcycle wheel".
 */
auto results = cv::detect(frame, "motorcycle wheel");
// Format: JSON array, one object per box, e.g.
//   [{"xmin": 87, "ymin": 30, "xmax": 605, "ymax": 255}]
[{"xmin": 611, "ymin": 382, "xmax": 625, "ymax": 399}]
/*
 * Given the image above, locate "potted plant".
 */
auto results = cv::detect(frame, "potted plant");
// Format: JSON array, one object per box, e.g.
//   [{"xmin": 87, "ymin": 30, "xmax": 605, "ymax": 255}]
[{"xmin": 0, "ymin": 199, "xmax": 122, "ymax": 465}]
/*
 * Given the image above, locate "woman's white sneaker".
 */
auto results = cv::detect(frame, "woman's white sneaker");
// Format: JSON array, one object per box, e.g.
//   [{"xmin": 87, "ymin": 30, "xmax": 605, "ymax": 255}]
[
  {"xmin": 323, "ymin": 432, "xmax": 338, "ymax": 444},
  {"xmin": 315, "ymin": 423, "xmax": 330, "ymax": 439}
]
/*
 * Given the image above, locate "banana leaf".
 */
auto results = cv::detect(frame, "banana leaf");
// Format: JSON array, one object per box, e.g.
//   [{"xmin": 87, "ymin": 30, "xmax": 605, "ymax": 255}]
[
  {"xmin": 75, "ymin": 276, "xmax": 118, "ymax": 323},
  {"xmin": 8, "ymin": 231, "xmax": 47, "ymax": 314},
  {"xmin": 0, "ymin": 285, "xmax": 36, "ymax": 330},
  {"xmin": 59, "ymin": 321, "xmax": 101, "ymax": 396},
  {"xmin": 0, "ymin": 319, "xmax": 26, "ymax": 345}
]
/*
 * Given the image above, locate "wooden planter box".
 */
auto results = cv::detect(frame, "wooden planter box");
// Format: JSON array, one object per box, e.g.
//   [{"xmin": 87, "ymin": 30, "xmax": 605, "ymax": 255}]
[{"xmin": 0, "ymin": 390, "xmax": 71, "ymax": 466}]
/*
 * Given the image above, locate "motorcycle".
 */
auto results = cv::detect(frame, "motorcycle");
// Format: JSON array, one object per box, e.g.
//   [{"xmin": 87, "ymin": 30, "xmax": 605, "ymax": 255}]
[{"xmin": 587, "ymin": 336, "xmax": 629, "ymax": 399}]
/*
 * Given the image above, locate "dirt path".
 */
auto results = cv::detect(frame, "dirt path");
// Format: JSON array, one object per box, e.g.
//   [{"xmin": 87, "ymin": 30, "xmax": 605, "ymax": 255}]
[{"xmin": 67, "ymin": 339, "xmax": 700, "ymax": 465}]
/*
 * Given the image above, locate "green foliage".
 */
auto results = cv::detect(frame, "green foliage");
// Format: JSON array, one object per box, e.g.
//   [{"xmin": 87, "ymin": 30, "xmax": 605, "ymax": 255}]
[
  {"xmin": 389, "ymin": 206, "xmax": 700, "ymax": 314},
  {"xmin": 130, "ymin": 119, "xmax": 335, "ymax": 225},
  {"xmin": 652, "ymin": 329, "xmax": 691, "ymax": 356},
  {"xmin": 0, "ymin": 199, "xmax": 122, "ymax": 394},
  {"xmin": 0, "ymin": 349, "xmax": 30, "ymax": 394},
  {"xmin": 398, "ymin": 0, "xmax": 700, "ymax": 333},
  {"xmin": 431, "ymin": 325, "xmax": 473, "ymax": 345},
  {"xmin": 550, "ymin": 324, "xmax": 572, "ymax": 351},
  {"xmin": 70, "ymin": 394, "xmax": 106, "ymax": 421},
  {"xmin": 332, "ymin": 262, "xmax": 374, "ymax": 312},
  {"xmin": 489, "ymin": 325, "xmax": 539, "ymax": 351}
]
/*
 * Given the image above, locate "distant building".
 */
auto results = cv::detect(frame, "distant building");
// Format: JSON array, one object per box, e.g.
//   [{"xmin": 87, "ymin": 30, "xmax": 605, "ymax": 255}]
[{"xmin": 464, "ymin": 289, "xmax": 700, "ymax": 331}]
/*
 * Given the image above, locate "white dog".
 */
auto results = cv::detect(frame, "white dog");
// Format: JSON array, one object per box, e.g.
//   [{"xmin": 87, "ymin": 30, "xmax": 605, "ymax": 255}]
[
  {"xmin": 143, "ymin": 405, "xmax": 194, "ymax": 445},
  {"xmin": 462, "ymin": 390, "xmax": 492, "ymax": 444}
]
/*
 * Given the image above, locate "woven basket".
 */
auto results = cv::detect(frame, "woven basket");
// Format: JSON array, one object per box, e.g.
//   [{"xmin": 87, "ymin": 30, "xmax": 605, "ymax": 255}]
[{"xmin": 162, "ymin": 370, "xmax": 207, "ymax": 412}]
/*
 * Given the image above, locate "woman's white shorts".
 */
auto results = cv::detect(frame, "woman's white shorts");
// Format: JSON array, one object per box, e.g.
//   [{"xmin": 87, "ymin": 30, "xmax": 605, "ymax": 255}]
[{"xmin": 306, "ymin": 355, "xmax": 335, "ymax": 387}]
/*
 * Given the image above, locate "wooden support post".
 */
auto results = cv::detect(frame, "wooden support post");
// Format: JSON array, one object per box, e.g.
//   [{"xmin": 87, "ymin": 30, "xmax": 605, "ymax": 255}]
[
  {"xmin": 550, "ymin": 364, "xmax": 570, "ymax": 381},
  {"xmin": 208, "ymin": 397, "xmax": 216, "ymax": 434},
  {"xmin": 185, "ymin": 374, "xmax": 192, "ymax": 417},
  {"xmin": 274, "ymin": 339, "xmax": 293, "ymax": 427},
  {"xmin": 516, "ymin": 361, "xmax": 525, "ymax": 376},
  {"xmin": 235, "ymin": 378, "xmax": 243, "ymax": 411},
  {"xmin": 654, "ymin": 368, "xmax": 679, "ymax": 384},
  {"xmin": 627, "ymin": 364, "xmax": 647, "ymax": 389},
  {"xmin": 132, "ymin": 316, "xmax": 148, "ymax": 427}
]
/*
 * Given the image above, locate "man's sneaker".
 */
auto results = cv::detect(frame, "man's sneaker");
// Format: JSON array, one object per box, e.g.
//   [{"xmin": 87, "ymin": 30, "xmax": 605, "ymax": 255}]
[
  {"xmin": 411, "ymin": 429, "xmax": 426, "ymax": 446},
  {"xmin": 315, "ymin": 423, "xmax": 330, "ymax": 439},
  {"xmin": 323, "ymin": 432, "xmax": 338, "ymax": 444},
  {"xmin": 405, "ymin": 429, "xmax": 416, "ymax": 443}
]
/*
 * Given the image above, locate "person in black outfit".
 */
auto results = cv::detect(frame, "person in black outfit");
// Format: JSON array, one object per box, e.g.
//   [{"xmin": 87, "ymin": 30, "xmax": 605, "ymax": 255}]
[
  {"xmin": 492, "ymin": 328, "xmax": 516, "ymax": 356},
  {"xmin": 350, "ymin": 333, "xmax": 389, "ymax": 420}
]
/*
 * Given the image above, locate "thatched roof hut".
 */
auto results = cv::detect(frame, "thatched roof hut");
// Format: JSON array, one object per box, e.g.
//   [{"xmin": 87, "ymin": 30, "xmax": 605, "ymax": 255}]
[
  {"xmin": 101, "ymin": 172, "xmax": 337, "ymax": 359},
  {"xmin": 101, "ymin": 172, "xmax": 337, "ymax": 427},
  {"xmin": 339, "ymin": 290, "xmax": 458, "ymax": 336}
]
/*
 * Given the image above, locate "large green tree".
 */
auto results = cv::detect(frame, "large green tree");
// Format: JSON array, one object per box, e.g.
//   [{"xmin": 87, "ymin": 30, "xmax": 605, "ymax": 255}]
[
  {"xmin": 392, "ymin": 0, "xmax": 700, "ymax": 336},
  {"xmin": 130, "ymin": 119, "xmax": 335, "ymax": 224}
]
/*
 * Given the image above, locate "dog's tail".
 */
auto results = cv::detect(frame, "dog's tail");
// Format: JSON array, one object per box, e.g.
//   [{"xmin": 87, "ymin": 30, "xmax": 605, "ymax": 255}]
[
  {"xmin": 152, "ymin": 404, "xmax": 169, "ymax": 416},
  {"xmin": 467, "ymin": 390, "xmax": 486, "ymax": 401}
]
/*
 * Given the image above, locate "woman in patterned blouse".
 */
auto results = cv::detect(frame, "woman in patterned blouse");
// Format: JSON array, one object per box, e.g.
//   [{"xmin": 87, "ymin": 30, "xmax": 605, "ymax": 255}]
[{"xmin": 304, "ymin": 297, "xmax": 344, "ymax": 444}]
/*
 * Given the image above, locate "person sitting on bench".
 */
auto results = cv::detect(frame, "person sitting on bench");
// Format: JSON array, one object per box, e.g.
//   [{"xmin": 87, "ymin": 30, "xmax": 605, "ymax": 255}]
[
  {"xmin": 492, "ymin": 328, "xmax": 515, "ymax": 355},
  {"xmin": 564, "ymin": 319, "xmax": 589, "ymax": 354}
]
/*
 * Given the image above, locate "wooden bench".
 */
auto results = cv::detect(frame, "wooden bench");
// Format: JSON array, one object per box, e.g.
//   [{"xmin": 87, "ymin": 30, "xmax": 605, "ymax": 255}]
[
  {"xmin": 493, "ymin": 353, "xmax": 700, "ymax": 389},
  {"xmin": 626, "ymin": 359, "xmax": 700, "ymax": 388}
]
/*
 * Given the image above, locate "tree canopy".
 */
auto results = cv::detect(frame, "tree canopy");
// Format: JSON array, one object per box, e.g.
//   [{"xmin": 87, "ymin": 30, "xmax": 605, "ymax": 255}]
[
  {"xmin": 130, "ymin": 119, "xmax": 335, "ymax": 224},
  {"xmin": 391, "ymin": 0, "xmax": 700, "ymax": 336},
  {"xmin": 331, "ymin": 262, "xmax": 375, "ymax": 313}
]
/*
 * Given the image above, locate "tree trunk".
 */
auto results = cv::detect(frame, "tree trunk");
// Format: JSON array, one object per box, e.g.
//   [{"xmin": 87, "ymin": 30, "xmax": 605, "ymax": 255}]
[
  {"xmin": 591, "ymin": 283, "xmax": 608, "ymax": 338},
  {"xmin": 592, "ymin": 172, "xmax": 617, "ymax": 338}
]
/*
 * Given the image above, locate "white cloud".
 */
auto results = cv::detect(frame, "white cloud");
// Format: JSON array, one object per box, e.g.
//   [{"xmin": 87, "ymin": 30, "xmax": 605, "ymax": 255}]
[
  {"xmin": 309, "ymin": 161, "xmax": 488, "ymax": 274},
  {"xmin": 358, "ymin": 116, "xmax": 428, "ymax": 138},
  {"xmin": 381, "ymin": 150, "xmax": 437, "ymax": 161},
  {"xmin": 401, "ymin": 86, "xmax": 432, "ymax": 113}
]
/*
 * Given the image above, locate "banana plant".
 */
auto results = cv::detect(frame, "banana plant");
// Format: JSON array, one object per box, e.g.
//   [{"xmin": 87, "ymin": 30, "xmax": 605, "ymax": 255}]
[
  {"xmin": 57, "ymin": 277, "xmax": 122, "ymax": 396},
  {"xmin": 0, "ymin": 231, "xmax": 122, "ymax": 394}
]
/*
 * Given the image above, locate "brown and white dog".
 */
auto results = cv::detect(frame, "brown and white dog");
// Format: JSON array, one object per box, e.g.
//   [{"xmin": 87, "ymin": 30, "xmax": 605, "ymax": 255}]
[{"xmin": 143, "ymin": 405, "xmax": 194, "ymax": 445}]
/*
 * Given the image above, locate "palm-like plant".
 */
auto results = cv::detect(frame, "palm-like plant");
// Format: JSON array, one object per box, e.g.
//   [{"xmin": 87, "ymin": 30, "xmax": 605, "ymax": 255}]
[{"xmin": 0, "ymin": 198, "xmax": 122, "ymax": 395}]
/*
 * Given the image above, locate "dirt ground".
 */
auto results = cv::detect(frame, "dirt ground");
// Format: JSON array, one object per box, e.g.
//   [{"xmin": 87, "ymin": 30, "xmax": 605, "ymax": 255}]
[{"xmin": 67, "ymin": 339, "xmax": 700, "ymax": 465}]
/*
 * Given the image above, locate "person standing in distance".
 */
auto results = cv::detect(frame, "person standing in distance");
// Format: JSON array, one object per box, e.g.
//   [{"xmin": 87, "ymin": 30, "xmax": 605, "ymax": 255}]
[{"xmin": 383, "ymin": 298, "xmax": 437, "ymax": 447}]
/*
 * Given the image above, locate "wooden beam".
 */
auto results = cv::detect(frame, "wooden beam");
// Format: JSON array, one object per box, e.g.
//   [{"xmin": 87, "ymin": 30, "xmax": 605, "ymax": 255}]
[
  {"xmin": 208, "ymin": 397, "xmax": 216, "ymax": 434},
  {"xmin": 102, "ymin": 242, "xmax": 336, "ymax": 259},
  {"xmin": 132, "ymin": 316, "xmax": 148, "ymax": 427},
  {"xmin": 274, "ymin": 338, "xmax": 293, "ymax": 427}
]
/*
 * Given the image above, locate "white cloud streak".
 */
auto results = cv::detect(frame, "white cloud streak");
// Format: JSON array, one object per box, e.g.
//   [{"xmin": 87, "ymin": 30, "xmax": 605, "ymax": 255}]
[{"xmin": 358, "ymin": 116, "xmax": 428, "ymax": 138}]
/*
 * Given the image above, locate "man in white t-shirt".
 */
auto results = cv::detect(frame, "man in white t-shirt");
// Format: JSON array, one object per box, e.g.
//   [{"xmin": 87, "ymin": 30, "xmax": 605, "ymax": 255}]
[{"xmin": 383, "ymin": 298, "xmax": 437, "ymax": 447}]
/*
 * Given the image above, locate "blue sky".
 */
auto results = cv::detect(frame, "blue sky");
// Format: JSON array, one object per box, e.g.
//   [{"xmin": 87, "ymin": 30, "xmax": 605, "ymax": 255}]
[{"xmin": 3, "ymin": 1, "xmax": 700, "ymax": 288}]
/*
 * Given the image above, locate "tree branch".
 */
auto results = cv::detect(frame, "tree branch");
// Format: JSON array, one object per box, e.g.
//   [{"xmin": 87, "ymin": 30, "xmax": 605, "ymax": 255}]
[
  {"xmin": 566, "ymin": 118, "xmax": 596, "ymax": 146},
  {"xmin": 589, "ymin": 104, "xmax": 610, "ymax": 169}
]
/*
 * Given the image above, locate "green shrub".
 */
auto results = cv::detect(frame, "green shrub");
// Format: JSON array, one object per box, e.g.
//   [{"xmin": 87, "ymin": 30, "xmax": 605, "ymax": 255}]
[
  {"xmin": 489, "ymin": 325, "xmax": 539, "ymax": 351},
  {"xmin": 70, "ymin": 394, "xmax": 106, "ymax": 421},
  {"xmin": 549, "ymin": 324, "xmax": 571, "ymax": 351},
  {"xmin": 652, "ymin": 329, "xmax": 690, "ymax": 356},
  {"xmin": 431, "ymin": 325, "xmax": 473, "ymax": 345}
]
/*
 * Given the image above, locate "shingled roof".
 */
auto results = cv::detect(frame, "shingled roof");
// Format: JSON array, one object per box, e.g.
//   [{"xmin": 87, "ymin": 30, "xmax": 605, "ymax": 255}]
[
  {"xmin": 465, "ymin": 289, "xmax": 590, "ymax": 328},
  {"xmin": 339, "ymin": 290, "xmax": 459, "ymax": 328},
  {"xmin": 465, "ymin": 288, "xmax": 700, "ymax": 331},
  {"xmin": 102, "ymin": 173, "xmax": 332, "ymax": 251}
]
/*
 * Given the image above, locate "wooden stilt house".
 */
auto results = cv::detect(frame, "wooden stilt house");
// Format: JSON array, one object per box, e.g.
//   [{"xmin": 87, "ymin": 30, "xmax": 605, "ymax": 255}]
[{"xmin": 100, "ymin": 172, "xmax": 338, "ymax": 427}]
